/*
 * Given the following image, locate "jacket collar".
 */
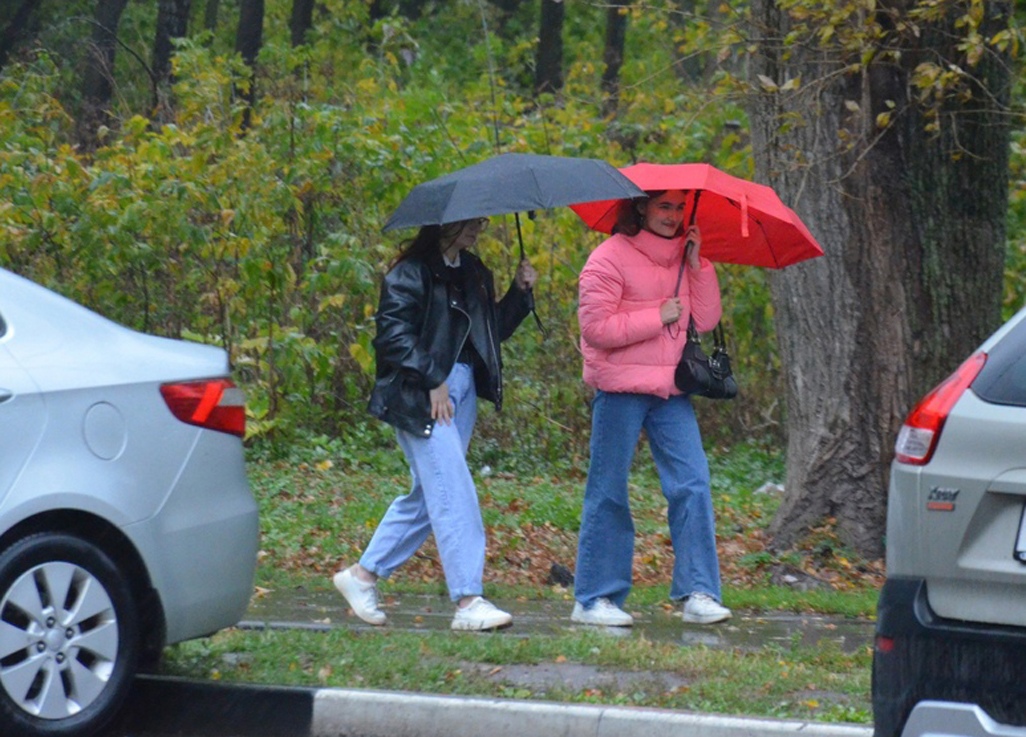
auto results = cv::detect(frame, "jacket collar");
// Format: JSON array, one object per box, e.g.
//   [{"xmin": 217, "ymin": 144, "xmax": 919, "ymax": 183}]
[{"xmin": 622, "ymin": 229, "xmax": 685, "ymax": 269}]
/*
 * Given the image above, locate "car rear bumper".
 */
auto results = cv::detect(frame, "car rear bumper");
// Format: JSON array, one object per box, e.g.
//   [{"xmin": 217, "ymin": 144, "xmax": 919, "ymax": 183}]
[
  {"xmin": 901, "ymin": 702, "xmax": 1026, "ymax": 737},
  {"xmin": 872, "ymin": 578, "xmax": 1026, "ymax": 737},
  {"xmin": 128, "ymin": 432, "xmax": 260, "ymax": 644}
]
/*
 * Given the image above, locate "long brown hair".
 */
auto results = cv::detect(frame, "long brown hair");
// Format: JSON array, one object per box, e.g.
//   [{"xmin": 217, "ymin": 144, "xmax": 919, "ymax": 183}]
[
  {"xmin": 390, "ymin": 221, "xmax": 470, "ymax": 269},
  {"xmin": 390, "ymin": 225, "xmax": 441, "ymax": 269}
]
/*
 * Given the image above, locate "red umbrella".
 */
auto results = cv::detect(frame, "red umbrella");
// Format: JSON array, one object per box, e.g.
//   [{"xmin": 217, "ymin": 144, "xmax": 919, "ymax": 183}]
[{"xmin": 570, "ymin": 162, "xmax": 824, "ymax": 268}]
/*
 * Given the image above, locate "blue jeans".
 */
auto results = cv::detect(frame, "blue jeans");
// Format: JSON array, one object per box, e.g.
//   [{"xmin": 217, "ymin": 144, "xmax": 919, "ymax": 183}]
[
  {"xmin": 574, "ymin": 390, "xmax": 722, "ymax": 609},
  {"xmin": 360, "ymin": 363, "xmax": 484, "ymax": 602}
]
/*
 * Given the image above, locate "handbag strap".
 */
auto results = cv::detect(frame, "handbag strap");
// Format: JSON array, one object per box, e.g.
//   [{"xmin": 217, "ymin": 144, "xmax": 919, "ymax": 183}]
[{"xmin": 673, "ymin": 191, "xmax": 702, "ymax": 298}]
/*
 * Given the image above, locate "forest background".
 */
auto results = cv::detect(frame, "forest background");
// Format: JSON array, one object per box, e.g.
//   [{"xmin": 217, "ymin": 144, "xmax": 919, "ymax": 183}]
[{"xmin": 1, "ymin": 0, "xmax": 1025, "ymax": 565}]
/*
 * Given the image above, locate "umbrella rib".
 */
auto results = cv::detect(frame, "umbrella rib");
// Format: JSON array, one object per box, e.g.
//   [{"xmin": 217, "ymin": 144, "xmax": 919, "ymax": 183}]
[{"xmin": 719, "ymin": 197, "xmax": 781, "ymax": 269}]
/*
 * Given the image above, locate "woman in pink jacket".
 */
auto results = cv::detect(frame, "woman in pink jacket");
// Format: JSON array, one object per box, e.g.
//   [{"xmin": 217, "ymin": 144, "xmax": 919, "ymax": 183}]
[{"xmin": 571, "ymin": 189, "xmax": 731, "ymax": 627}]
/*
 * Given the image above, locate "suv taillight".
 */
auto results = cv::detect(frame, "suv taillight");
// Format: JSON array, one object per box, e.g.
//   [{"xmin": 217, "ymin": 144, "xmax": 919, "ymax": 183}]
[
  {"xmin": 160, "ymin": 379, "xmax": 246, "ymax": 437},
  {"xmin": 894, "ymin": 352, "xmax": 986, "ymax": 465}
]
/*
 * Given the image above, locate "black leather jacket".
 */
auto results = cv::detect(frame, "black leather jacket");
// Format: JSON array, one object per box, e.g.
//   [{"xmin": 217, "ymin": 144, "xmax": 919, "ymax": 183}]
[{"xmin": 368, "ymin": 249, "xmax": 532, "ymax": 437}]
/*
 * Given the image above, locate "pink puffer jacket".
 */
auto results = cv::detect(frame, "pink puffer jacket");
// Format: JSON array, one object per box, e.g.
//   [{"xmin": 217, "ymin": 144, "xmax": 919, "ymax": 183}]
[{"xmin": 578, "ymin": 229, "xmax": 722, "ymax": 398}]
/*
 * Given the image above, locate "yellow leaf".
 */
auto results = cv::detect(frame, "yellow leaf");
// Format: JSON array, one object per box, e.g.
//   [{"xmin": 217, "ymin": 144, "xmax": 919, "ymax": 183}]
[
  {"xmin": 757, "ymin": 74, "xmax": 778, "ymax": 92},
  {"xmin": 349, "ymin": 342, "xmax": 374, "ymax": 373},
  {"xmin": 320, "ymin": 294, "xmax": 346, "ymax": 311}
]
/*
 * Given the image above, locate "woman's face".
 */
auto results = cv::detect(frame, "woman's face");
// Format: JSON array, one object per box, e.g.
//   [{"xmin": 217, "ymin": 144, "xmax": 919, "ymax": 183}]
[
  {"xmin": 641, "ymin": 191, "xmax": 687, "ymax": 238},
  {"xmin": 441, "ymin": 218, "xmax": 488, "ymax": 253}
]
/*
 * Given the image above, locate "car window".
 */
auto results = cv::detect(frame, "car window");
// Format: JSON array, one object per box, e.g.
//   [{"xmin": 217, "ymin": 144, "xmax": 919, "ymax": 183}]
[
  {"xmin": 0, "ymin": 313, "xmax": 5, "ymax": 338},
  {"xmin": 973, "ymin": 316, "xmax": 1026, "ymax": 407}
]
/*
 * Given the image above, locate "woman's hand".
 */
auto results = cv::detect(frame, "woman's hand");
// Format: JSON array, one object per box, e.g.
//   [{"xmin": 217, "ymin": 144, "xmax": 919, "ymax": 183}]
[
  {"xmin": 660, "ymin": 297, "xmax": 683, "ymax": 325},
  {"xmin": 685, "ymin": 225, "xmax": 702, "ymax": 270},
  {"xmin": 430, "ymin": 383, "xmax": 454, "ymax": 425},
  {"xmin": 515, "ymin": 259, "xmax": 538, "ymax": 291}
]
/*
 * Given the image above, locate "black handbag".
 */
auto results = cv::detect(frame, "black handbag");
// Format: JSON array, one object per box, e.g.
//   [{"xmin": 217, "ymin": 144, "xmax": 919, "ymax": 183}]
[
  {"xmin": 671, "ymin": 245, "xmax": 738, "ymax": 400},
  {"xmin": 674, "ymin": 318, "xmax": 738, "ymax": 399}
]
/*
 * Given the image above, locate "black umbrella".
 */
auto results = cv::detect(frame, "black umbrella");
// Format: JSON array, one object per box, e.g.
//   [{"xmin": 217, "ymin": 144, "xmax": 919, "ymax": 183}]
[
  {"xmin": 383, "ymin": 153, "xmax": 645, "ymax": 334},
  {"xmin": 383, "ymin": 153, "xmax": 646, "ymax": 248}
]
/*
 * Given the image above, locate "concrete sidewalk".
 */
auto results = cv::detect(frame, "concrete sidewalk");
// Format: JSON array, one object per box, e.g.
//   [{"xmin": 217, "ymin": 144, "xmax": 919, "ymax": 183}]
[
  {"xmin": 114, "ymin": 590, "xmax": 876, "ymax": 736},
  {"xmin": 122, "ymin": 675, "xmax": 876, "ymax": 737},
  {"xmin": 241, "ymin": 587, "xmax": 874, "ymax": 653}
]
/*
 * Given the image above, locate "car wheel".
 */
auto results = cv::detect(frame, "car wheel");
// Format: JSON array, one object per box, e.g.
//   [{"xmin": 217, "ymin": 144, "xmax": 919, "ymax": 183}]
[{"xmin": 0, "ymin": 533, "xmax": 140, "ymax": 737}]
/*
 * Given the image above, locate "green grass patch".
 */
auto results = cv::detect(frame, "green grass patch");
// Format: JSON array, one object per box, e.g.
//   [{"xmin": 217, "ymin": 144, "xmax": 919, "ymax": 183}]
[
  {"xmin": 158, "ymin": 438, "xmax": 879, "ymax": 724},
  {"xmin": 162, "ymin": 627, "xmax": 872, "ymax": 723}
]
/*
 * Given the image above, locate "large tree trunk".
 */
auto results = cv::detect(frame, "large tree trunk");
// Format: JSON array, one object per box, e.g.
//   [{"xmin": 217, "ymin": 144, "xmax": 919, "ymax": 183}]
[
  {"xmin": 747, "ymin": 0, "xmax": 1011, "ymax": 559},
  {"xmin": 0, "ymin": 0, "xmax": 38, "ymax": 71},
  {"xmin": 534, "ymin": 0, "xmax": 563, "ymax": 96},
  {"xmin": 78, "ymin": 0, "xmax": 131, "ymax": 149},
  {"xmin": 601, "ymin": 0, "xmax": 628, "ymax": 118}
]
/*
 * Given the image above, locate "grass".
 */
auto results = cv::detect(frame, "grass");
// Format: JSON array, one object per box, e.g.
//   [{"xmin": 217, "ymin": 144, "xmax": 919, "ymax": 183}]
[{"xmin": 158, "ymin": 435, "xmax": 881, "ymax": 724}]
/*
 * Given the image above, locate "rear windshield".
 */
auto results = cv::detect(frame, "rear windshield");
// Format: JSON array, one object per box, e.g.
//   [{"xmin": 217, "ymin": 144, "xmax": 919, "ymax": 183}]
[{"xmin": 973, "ymin": 316, "xmax": 1026, "ymax": 407}]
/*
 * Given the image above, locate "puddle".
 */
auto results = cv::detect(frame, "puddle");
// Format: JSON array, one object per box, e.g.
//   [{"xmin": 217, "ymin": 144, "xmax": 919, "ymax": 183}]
[{"xmin": 241, "ymin": 587, "xmax": 873, "ymax": 654}]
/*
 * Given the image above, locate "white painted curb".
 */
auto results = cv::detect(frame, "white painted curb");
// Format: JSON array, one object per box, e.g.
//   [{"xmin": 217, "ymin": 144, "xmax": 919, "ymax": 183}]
[{"xmin": 313, "ymin": 689, "xmax": 875, "ymax": 737}]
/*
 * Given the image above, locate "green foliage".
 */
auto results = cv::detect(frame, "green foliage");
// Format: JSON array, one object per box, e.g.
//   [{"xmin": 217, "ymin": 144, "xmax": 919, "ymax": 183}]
[{"xmin": 1, "ymin": 0, "xmax": 1022, "ymax": 457}]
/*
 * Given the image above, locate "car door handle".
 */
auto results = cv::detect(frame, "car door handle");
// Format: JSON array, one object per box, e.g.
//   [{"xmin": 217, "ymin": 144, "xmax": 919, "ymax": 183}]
[{"xmin": 0, "ymin": 389, "xmax": 12, "ymax": 404}]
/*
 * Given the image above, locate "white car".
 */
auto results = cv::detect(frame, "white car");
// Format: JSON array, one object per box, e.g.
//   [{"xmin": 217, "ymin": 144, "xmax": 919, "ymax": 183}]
[
  {"xmin": 873, "ymin": 303, "xmax": 1026, "ymax": 737},
  {"xmin": 0, "ymin": 267, "xmax": 259, "ymax": 737}
]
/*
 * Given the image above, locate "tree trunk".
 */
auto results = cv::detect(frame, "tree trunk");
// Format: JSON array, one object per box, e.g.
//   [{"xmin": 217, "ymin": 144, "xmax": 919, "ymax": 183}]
[
  {"xmin": 601, "ymin": 0, "xmax": 628, "ymax": 118},
  {"xmin": 78, "ymin": 0, "xmax": 131, "ymax": 148},
  {"xmin": 669, "ymin": 0, "xmax": 706, "ymax": 82},
  {"xmin": 153, "ymin": 0, "xmax": 192, "ymax": 120},
  {"xmin": 153, "ymin": 0, "xmax": 191, "ymax": 83},
  {"xmin": 747, "ymin": 0, "xmax": 1011, "ymax": 559},
  {"xmin": 235, "ymin": 0, "xmax": 265, "ymax": 127},
  {"xmin": 0, "ymin": 0, "xmax": 38, "ymax": 71},
  {"xmin": 534, "ymin": 0, "xmax": 563, "ymax": 96},
  {"xmin": 204, "ymin": 0, "xmax": 220, "ymax": 32},
  {"xmin": 290, "ymin": 0, "xmax": 314, "ymax": 47}
]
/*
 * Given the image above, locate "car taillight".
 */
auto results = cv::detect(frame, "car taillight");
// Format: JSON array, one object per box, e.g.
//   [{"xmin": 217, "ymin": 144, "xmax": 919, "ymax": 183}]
[
  {"xmin": 894, "ymin": 352, "xmax": 986, "ymax": 465},
  {"xmin": 160, "ymin": 379, "xmax": 246, "ymax": 437}
]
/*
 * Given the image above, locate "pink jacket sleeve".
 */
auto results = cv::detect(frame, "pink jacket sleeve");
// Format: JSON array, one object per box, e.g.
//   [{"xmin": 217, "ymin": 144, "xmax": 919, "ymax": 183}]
[{"xmin": 578, "ymin": 256, "xmax": 665, "ymax": 350}]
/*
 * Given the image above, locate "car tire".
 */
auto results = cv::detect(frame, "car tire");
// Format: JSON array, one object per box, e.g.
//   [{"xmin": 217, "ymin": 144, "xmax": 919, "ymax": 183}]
[{"xmin": 0, "ymin": 533, "xmax": 140, "ymax": 737}]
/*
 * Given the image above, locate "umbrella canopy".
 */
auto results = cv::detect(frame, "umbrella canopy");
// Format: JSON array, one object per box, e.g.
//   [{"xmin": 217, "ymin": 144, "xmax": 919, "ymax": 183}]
[
  {"xmin": 383, "ymin": 153, "xmax": 646, "ymax": 232},
  {"xmin": 570, "ymin": 162, "xmax": 824, "ymax": 269}
]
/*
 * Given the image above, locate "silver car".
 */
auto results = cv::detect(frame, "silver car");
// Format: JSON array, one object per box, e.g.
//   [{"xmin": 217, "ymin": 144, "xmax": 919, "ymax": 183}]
[
  {"xmin": 873, "ymin": 304, "xmax": 1026, "ymax": 737},
  {"xmin": 0, "ymin": 267, "xmax": 259, "ymax": 737}
]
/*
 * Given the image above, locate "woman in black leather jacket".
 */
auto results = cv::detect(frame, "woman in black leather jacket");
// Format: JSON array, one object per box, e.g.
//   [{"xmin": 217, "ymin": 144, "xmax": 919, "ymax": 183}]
[{"xmin": 334, "ymin": 217, "xmax": 537, "ymax": 632}]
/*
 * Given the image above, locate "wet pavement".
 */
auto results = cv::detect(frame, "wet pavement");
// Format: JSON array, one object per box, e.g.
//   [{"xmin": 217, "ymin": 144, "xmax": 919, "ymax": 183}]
[{"xmin": 241, "ymin": 586, "xmax": 874, "ymax": 654}]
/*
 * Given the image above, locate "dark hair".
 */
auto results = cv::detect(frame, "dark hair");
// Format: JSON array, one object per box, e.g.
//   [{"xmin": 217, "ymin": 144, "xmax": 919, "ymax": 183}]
[
  {"xmin": 391, "ymin": 224, "xmax": 443, "ymax": 269},
  {"xmin": 612, "ymin": 190, "xmax": 669, "ymax": 236}
]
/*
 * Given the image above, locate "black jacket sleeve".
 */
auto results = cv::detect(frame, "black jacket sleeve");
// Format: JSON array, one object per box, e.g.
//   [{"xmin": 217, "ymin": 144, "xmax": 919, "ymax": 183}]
[{"xmin": 373, "ymin": 260, "xmax": 449, "ymax": 389}]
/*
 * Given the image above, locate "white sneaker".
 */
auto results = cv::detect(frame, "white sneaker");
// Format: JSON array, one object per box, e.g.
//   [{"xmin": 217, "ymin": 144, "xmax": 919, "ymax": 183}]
[
  {"xmin": 451, "ymin": 597, "xmax": 513, "ymax": 631},
  {"xmin": 682, "ymin": 593, "xmax": 731, "ymax": 624},
  {"xmin": 571, "ymin": 598, "xmax": 634, "ymax": 627},
  {"xmin": 333, "ymin": 567, "xmax": 386, "ymax": 626}
]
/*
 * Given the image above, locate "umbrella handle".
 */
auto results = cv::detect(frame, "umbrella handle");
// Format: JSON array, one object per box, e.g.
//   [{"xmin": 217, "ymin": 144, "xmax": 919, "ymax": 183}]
[{"xmin": 513, "ymin": 212, "xmax": 546, "ymax": 336}]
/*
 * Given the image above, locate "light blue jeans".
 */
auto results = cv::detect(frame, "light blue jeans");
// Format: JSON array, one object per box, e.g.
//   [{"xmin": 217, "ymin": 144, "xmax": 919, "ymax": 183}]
[
  {"xmin": 574, "ymin": 390, "xmax": 722, "ymax": 609},
  {"xmin": 360, "ymin": 363, "xmax": 485, "ymax": 602}
]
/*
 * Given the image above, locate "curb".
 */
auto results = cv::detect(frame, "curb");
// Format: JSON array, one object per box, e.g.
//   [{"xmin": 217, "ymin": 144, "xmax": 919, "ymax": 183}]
[{"xmin": 124, "ymin": 675, "xmax": 875, "ymax": 737}]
